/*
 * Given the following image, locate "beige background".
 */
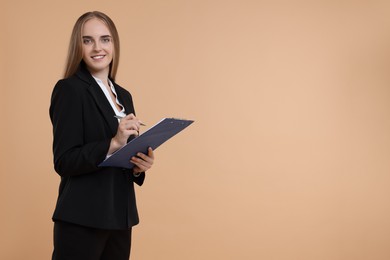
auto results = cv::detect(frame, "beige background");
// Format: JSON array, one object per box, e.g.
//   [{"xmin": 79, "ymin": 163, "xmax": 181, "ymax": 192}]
[{"xmin": 2, "ymin": 0, "xmax": 390, "ymax": 259}]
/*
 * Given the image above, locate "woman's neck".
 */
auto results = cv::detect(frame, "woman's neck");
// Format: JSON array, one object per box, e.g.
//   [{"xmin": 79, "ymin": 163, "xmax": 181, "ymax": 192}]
[{"xmin": 90, "ymin": 70, "xmax": 110, "ymax": 85}]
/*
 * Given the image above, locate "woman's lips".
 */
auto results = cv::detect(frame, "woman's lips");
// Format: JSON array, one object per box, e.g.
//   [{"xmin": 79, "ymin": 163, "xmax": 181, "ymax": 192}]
[{"xmin": 91, "ymin": 55, "xmax": 105, "ymax": 60}]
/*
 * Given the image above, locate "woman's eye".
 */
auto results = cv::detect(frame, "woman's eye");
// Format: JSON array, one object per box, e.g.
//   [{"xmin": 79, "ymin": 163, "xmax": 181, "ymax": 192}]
[
  {"xmin": 83, "ymin": 39, "xmax": 92, "ymax": 44},
  {"xmin": 101, "ymin": 38, "xmax": 111, "ymax": 43}
]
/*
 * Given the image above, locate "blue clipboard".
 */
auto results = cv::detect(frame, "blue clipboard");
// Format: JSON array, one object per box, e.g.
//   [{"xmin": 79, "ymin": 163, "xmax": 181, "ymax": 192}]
[{"xmin": 99, "ymin": 118, "xmax": 194, "ymax": 169}]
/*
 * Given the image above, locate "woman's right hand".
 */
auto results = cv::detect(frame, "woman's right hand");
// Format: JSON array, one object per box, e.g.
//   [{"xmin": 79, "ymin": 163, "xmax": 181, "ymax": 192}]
[{"xmin": 108, "ymin": 113, "xmax": 143, "ymax": 154}]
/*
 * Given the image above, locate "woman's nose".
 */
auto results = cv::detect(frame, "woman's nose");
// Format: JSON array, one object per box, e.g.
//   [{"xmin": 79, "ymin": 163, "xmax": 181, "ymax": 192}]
[{"xmin": 93, "ymin": 42, "xmax": 102, "ymax": 51}]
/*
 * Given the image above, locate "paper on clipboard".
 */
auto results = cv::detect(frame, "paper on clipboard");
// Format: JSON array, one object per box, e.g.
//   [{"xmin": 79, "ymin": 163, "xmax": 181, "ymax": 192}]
[{"xmin": 99, "ymin": 118, "xmax": 194, "ymax": 169}]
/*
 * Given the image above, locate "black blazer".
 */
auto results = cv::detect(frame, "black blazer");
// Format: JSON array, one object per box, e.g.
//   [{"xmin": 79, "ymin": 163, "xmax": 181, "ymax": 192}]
[{"xmin": 49, "ymin": 65, "xmax": 145, "ymax": 230}]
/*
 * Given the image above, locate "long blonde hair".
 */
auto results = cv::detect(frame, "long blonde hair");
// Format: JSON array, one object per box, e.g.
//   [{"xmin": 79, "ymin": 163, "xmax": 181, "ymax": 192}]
[{"xmin": 64, "ymin": 11, "xmax": 120, "ymax": 81}]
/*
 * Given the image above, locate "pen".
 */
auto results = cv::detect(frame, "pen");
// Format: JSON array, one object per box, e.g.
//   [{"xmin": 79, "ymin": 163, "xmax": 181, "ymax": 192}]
[{"xmin": 114, "ymin": 115, "xmax": 146, "ymax": 126}]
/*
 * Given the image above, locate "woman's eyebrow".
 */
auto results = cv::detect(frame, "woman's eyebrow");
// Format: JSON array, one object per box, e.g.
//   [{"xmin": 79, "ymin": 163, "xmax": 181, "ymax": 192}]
[{"xmin": 82, "ymin": 35, "xmax": 111, "ymax": 38}]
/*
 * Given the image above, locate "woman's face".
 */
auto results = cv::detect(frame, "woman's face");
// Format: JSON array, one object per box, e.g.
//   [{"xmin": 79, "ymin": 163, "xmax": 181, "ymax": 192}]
[{"xmin": 81, "ymin": 18, "xmax": 113, "ymax": 77}]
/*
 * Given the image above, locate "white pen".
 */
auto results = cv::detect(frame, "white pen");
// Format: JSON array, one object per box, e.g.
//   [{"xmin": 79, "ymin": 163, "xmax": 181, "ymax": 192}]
[{"xmin": 114, "ymin": 115, "xmax": 146, "ymax": 126}]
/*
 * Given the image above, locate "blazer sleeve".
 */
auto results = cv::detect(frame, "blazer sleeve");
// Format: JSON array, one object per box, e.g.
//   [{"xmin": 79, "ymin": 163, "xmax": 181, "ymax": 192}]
[{"xmin": 49, "ymin": 80, "xmax": 111, "ymax": 177}]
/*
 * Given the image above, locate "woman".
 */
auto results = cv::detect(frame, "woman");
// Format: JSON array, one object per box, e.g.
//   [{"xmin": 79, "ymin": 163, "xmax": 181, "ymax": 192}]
[{"xmin": 49, "ymin": 11, "xmax": 154, "ymax": 259}]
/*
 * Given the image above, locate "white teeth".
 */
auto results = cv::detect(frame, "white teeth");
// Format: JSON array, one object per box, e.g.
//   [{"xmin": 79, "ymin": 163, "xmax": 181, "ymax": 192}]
[{"xmin": 92, "ymin": 55, "xmax": 104, "ymax": 59}]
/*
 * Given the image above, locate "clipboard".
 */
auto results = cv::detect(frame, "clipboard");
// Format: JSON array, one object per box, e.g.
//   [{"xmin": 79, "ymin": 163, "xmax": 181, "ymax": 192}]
[{"xmin": 99, "ymin": 118, "xmax": 194, "ymax": 169}]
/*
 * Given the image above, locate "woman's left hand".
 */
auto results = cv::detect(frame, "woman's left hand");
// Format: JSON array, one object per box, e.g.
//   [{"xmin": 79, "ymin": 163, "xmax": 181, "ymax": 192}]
[{"xmin": 131, "ymin": 147, "xmax": 154, "ymax": 174}]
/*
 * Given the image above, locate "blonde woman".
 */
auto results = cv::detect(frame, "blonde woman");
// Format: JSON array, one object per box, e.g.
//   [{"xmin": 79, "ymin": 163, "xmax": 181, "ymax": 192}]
[{"xmin": 50, "ymin": 11, "xmax": 154, "ymax": 259}]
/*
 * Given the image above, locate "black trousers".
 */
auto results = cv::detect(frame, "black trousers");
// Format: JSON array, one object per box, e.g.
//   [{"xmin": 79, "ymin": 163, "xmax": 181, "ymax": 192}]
[{"xmin": 52, "ymin": 221, "xmax": 132, "ymax": 260}]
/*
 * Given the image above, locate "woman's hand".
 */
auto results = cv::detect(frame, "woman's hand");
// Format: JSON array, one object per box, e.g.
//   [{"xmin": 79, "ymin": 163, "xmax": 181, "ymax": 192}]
[
  {"xmin": 108, "ymin": 113, "xmax": 143, "ymax": 154},
  {"xmin": 131, "ymin": 147, "xmax": 154, "ymax": 174}
]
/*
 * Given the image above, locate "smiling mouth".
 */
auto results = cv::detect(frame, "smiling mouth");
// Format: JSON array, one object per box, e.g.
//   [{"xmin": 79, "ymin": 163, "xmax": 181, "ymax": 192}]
[{"xmin": 91, "ymin": 55, "xmax": 105, "ymax": 60}]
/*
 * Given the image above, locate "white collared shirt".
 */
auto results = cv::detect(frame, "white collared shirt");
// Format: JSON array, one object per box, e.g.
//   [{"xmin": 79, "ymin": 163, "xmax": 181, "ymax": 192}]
[
  {"xmin": 92, "ymin": 76, "xmax": 126, "ymax": 119},
  {"xmin": 93, "ymin": 77, "xmax": 127, "ymax": 158}
]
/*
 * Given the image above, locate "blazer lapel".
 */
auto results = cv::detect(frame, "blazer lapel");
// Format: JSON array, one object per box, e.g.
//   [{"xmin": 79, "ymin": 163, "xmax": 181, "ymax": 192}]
[
  {"xmin": 115, "ymin": 85, "xmax": 135, "ymax": 116},
  {"xmin": 76, "ymin": 67, "xmax": 118, "ymax": 137}
]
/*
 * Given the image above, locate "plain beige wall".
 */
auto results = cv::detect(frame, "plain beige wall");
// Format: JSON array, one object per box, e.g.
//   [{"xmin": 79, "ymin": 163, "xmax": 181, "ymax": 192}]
[{"xmin": 2, "ymin": 0, "xmax": 390, "ymax": 259}]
